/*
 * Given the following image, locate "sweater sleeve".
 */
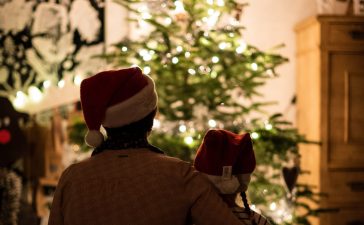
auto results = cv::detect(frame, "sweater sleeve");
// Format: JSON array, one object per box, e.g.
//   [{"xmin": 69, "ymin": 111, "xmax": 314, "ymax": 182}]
[
  {"xmin": 48, "ymin": 166, "xmax": 73, "ymax": 225},
  {"xmin": 180, "ymin": 162, "xmax": 243, "ymax": 225}
]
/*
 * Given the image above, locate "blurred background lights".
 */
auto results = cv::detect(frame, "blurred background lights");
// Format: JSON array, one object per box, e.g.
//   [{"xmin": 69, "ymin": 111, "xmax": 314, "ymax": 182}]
[
  {"xmin": 28, "ymin": 86, "xmax": 43, "ymax": 103},
  {"xmin": 74, "ymin": 75, "xmax": 83, "ymax": 86},
  {"xmin": 172, "ymin": 57, "xmax": 179, "ymax": 64},
  {"xmin": 43, "ymin": 80, "xmax": 51, "ymax": 89},
  {"xmin": 184, "ymin": 136, "xmax": 194, "ymax": 145},
  {"xmin": 58, "ymin": 79, "xmax": 65, "ymax": 88},
  {"xmin": 212, "ymin": 56, "xmax": 219, "ymax": 63},
  {"xmin": 251, "ymin": 132, "xmax": 259, "ymax": 139},
  {"xmin": 179, "ymin": 124, "xmax": 187, "ymax": 133},
  {"xmin": 143, "ymin": 66, "xmax": 151, "ymax": 75},
  {"xmin": 13, "ymin": 91, "xmax": 27, "ymax": 109},
  {"xmin": 208, "ymin": 119, "xmax": 217, "ymax": 127},
  {"xmin": 188, "ymin": 68, "xmax": 196, "ymax": 75},
  {"xmin": 153, "ymin": 119, "xmax": 161, "ymax": 129}
]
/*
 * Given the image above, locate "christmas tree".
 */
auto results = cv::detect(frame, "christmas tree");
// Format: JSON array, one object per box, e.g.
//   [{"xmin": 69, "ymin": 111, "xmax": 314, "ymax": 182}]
[{"xmin": 70, "ymin": 0, "xmax": 325, "ymax": 224}]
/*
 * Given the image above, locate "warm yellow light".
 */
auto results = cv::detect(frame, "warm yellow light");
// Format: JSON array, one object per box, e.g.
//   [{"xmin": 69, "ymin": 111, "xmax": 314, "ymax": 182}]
[
  {"xmin": 43, "ymin": 80, "xmax": 51, "ymax": 89},
  {"xmin": 143, "ymin": 66, "xmax": 151, "ymax": 75},
  {"xmin": 270, "ymin": 202, "xmax": 277, "ymax": 211},
  {"xmin": 251, "ymin": 63, "xmax": 258, "ymax": 71},
  {"xmin": 265, "ymin": 123, "xmax": 273, "ymax": 130},
  {"xmin": 188, "ymin": 68, "xmax": 196, "ymax": 75},
  {"xmin": 74, "ymin": 75, "xmax": 83, "ymax": 86},
  {"xmin": 13, "ymin": 91, "xmax": 27, "ymax": 109},
  {"xmin": 172, "ymin": 57, "xmax": 179, "ymax": 64},
  {"xmin": 208, "ymin": 119, "xmax": 217, "ymax": 127},
  {"xmin": 58, "ymin": 79, "xmax": 65, "ymax": 88},
  {"xmin": 153, "ymin": 119, "xmax": 161, "ymax": 129},
  {"xmin": 212, "ymin": 56, "xmax": 219, "ymax": 63},
  {"xmin": 179, "ymin": 124, "xmax": 187, "ymax": 133},
  {"xmin": 251, "ymin": 132, "xmax": 259, "ymax": 139},
  {"xmin": 184, "ymin": 136, "xmax": 194, "ymax": 145},
  {"xmin": 28, "ymin": 86, "xmax": 43, "ymax": 103}
]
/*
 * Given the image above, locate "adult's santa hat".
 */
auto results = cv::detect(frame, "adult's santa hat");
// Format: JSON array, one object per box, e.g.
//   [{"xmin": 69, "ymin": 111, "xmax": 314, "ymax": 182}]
[
  {"xmin": 194, "ymin": 129, "xmax": 256, "ymax": 194},
  {"xmin": 80, "ymin": 67, "xmax": 158, "ymax": 148}
]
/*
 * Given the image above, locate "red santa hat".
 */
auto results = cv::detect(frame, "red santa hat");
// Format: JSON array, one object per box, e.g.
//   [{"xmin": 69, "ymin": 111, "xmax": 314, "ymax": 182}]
[
  {"xmin": 194, "ymin": 129, "xmax": 256, "ymax": 194},
  {"xmin": 80, "ymin": 67, "xmax": 158, "ymax": 148}
]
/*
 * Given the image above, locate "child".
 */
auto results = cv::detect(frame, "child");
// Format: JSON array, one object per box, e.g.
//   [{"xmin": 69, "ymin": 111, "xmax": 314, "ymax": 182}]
[{"xmin": 194, "ymin": 129, "xmax": 271, "ymax": 225}]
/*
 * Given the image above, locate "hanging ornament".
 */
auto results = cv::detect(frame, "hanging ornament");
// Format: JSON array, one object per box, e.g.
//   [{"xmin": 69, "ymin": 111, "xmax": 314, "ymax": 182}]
[{"xmin": 282, "ymin": 166, "xmax": 299, "ymax": 194}]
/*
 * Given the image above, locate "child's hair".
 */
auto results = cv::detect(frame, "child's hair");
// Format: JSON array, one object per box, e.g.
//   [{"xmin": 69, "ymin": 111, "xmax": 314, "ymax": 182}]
[{"xmin": 240, "ymin": 192, "xmax": 257, "ymax": 225}]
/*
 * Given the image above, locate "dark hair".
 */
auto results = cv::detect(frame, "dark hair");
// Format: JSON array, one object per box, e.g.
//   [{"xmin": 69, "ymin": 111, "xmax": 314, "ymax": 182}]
[
  {"xmin": 104, "ymin": 108, "xmax": 157, "ymax": 135},
  {"xmin": 240, "ymin": 192, "xmax": 257, "ymax": 225}
]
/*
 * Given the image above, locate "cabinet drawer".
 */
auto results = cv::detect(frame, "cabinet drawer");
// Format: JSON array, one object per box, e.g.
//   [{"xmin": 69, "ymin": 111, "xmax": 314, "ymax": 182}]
[
  {"xmin": 321, "ymin": 207, "xmax": 364, "ymax": 225},
  {"xmin": 328, "ymin": 22, "xmax": 364, "ymax": 45},
  {"xmin": 326, "ymin": 171, "xmax": 364, "ymax": 204}
]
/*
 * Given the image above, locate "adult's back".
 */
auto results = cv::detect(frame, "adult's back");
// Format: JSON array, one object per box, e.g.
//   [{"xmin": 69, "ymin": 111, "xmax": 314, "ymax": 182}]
[{"xmin": 49, "ymin": 148, "xmax": 243, "ymax": 225}]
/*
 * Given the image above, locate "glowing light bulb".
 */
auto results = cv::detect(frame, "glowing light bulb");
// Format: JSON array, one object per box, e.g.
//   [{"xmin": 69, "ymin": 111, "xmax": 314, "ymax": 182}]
[
  {"xmin": 143, "ymin": 54, "xmax": 152, "ymax": 61},
  {"xmin": 139, "ymin": 49, "xmax": 148, "ymax": 57},
  {"xmin": 208, "ymin": 119, "xmax": 217, "ymax": 127},
  {"xmin": 172, "ymin": 57, "xmax": 179, "ymax": 64},
  {"xmin": 74, "ymin": 75, "xmax": 82, "ymax": 86},
  {"xmin": 251, "ymin": 132, "xmax": 259, "ymax": 139},
  {"xmin": 185, "ymin": 52, "xmax": 191, "ymax": 58},
  {"xmin": 164, "ymin": 17, "xmax": 172, "ymax": 25},
  {"xmin": 153, "ymin": 119, "xmax": 161, "ymax": 129},
  {"xmin": 212, "ymin": 56, "xmax": 219, "ymax": 63},
  {"xmin": 265, "ymin": 123, "xmax": 273, "ymax": 130},
  {"xmin": 270, "ymin": 202, "xmax": 277, "ymax": 211},
  {"xmin": 188, "ymin": 68, "xmax": 196, "ymax": 75},
  {"xmin": 251, "ymin": 63, "xmax": 258, "ymax": 71},
  {"xmin": 236, "ymin": 42, "xmax": 247, "ymax": 53},
  {"xmin": 206, "ymin": 0, "xmax": 213, "ymax": 4},
  {"xmin": 13, "ymin": 91, "xmax": 27, "ymax": 109},
  {"xmin": 174, "ymin": 0, "xmax": 185, "ymax": 13},
  {"xmin": 208, "ymin": 9, "xmax": 215, "ymax": 15},
  {"xmin": 43, "ymin": 80, "xmax": 51, "ymax": 89},
  {"xmin": 58, "ymin": 79, "xmax": 65, "ymax": 88},
  {"xmin": 28, "ymin": 86, "xmax": 43, "ymax": 103},
  {"xmin": 184, "ymin": 136, "xmax": 194, "ymax": 145},
  {"xmin": 121, "ymin": 46, "xmax": 128, "ymax": 52},
  {"xmin": 179, "ymin": 124, "xmax": 187, "ymax": 133},
  {"xmin": 143, "ymin": 66, "xmax": 151, "ymax": 75},
  {"xmin": 266, "ymin": 69, "xmax": 274, "ymax": 76},
  {"xmin": 219, "ymin": 42, "xmax": 227, "ymax": 50},
  {"xmin": 217, "ymin": 0, "xmax": 224, "ymax": 6}
]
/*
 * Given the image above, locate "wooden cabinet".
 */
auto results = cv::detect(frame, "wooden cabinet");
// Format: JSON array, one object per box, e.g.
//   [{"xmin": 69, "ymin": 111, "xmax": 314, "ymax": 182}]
[{"xmin": 295, "ymin": 16, "xmax": 364, "ymax": 225}]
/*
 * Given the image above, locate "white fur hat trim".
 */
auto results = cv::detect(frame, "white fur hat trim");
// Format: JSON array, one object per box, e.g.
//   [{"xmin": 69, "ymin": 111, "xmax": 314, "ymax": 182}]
[
  {"xmin": 102, "ymin": 75, "xmax": 157, "ymax": 128},
  {"xmin": 207, "ymin": 173, "xmax": 252, "ymax": 194}
]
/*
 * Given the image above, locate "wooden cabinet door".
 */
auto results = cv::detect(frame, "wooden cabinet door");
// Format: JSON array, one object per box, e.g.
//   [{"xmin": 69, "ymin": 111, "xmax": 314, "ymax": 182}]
[{"xmin": 329, "ymin": 52, "xmax": 364, "ymax": 169}]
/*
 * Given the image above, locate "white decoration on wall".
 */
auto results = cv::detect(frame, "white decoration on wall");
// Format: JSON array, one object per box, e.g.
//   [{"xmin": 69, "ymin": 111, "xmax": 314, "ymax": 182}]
[
  {"xmin": 0, "ymin": 0, "xmax": 33, "ymax": 34},
  {"xmin": 70, "ymin": 0, "xmax": 101, "ymax": 42}
]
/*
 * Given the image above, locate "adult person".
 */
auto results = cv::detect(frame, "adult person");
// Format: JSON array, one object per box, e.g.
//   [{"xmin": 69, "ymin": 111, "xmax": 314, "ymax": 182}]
[{"xmin": 48, "ymin": 67, "xmax": 244, "ymax": 225}]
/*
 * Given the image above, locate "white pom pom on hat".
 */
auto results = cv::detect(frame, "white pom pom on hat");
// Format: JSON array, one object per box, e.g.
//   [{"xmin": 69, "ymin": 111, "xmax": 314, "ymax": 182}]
[
  {"xmin": 80, "ymin": 67, "xmax": 158, "ymax": 148},
  {"xmin": 85, "ymin": 130, "xmax": 104, "ymax": 148}
]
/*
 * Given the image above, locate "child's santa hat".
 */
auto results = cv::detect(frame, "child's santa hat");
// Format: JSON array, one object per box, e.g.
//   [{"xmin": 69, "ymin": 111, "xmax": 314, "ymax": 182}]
[
  {"xmin": 80, "ymin": 67, "xmax": 158, "ymax": 148},
  {"xmin": 194, "ymin": 129, "xmax": 256, "ymax": 194}
]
